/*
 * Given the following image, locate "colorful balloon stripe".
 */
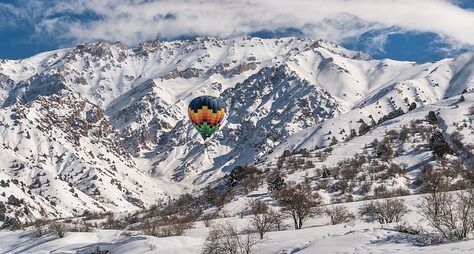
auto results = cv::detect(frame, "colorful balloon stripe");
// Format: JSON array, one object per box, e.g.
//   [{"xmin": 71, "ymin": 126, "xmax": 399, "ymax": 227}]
[
  {"xmin": 194, "ymin": 123, "xmax": 220, "ymax": 139},
  {"xmin": 188, "ymin": 96, "xmax": 226, "ymax": 140},
  {"xmin": 188, "ymin": 106, "xmax": 225, "ymax": 126}
]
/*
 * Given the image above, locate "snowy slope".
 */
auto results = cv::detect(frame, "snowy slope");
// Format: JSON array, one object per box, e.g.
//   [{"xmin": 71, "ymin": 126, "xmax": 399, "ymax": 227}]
[
  {"xmin": 1, "ymin": 194, "xmax": 474, "ymax": 254},
  {"xmin": 0, "ymin": 94, "xmax": 169, "ymax": 225},
  {"xmin": 0, "ymin": 37, "xmax": 473, "ymax": 222}
]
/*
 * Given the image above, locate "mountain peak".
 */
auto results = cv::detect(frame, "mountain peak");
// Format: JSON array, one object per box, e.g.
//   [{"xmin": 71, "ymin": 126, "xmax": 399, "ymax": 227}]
[{"xmin": 0, "ymin": 37, "xmax": 473, "ymax": 223}]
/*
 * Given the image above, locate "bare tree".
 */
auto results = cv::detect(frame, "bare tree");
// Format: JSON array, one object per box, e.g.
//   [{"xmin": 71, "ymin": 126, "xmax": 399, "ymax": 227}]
[
  {"xmin": 48, "ymin": 222, "xmax": 67, "ymax": 238},
  {"xmin": 239, "ymin": 227, "xmax": 260, "ymax": 254},
  {"xmin": 201, "ymin": 213, "xmax": 215, "ymax": 228},
  {"xmin": 269, "ymin": 210, "xmax": 284, "ymax": 231},
  {"xmin": 69, "ymin": 221, "xmax": 93, "ymax": 232},
  {"xmin": 202, "ymin": 222, "xmax": 260, "ymax": 254},
  {"xmin": 358, "ymin": 199, "xmax": 409, "ymax": 224},
  {"xmin": 418, "ymin": 190, "xmax": 474, "ymax": 240},
  {"xmin": 30, "ymin": 219, "xmax": 47, "ymax": 239},
  {"xmin": 450, "ymin": 131, "xmax": 465, "ymax": 152},
  {"xmin": 101, "ymin": 214, "xmax": 123, "ymax": 229},
  {"xmin": 142, "ymin": 213, "xmax": 197, "ymax": 237},
  {"xmin": 249, "ymin": 200, "xmax": 273, "ymax": 239},
  {"xmin": 141, "ymin": 218, "xmax": 159, "ymax": 237},
  {"xmin": 324, "ymin": 205, "xmax": 355, "ymax": 225},
  {"xmin": 273, "ymin": 183, "xmax": 322, "ymax": 229}
]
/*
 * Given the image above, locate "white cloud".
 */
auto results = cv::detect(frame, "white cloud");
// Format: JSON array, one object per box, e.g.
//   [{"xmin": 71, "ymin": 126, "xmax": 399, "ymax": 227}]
[
  {"xmin": 0, "ymin": 3, "xmax": 24, "ymax": 28},
  {"xmin": 4, "ymin": 0, "xmax": 474, "ymax": 50}
]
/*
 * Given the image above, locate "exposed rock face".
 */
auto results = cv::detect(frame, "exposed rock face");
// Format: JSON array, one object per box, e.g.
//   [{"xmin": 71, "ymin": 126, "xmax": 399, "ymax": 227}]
[{"xmin": 0, "ymin": 37, "xmax": 473, "ymax": 223}]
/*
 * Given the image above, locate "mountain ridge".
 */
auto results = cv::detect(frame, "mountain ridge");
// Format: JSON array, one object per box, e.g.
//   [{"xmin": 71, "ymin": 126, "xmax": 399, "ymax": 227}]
[{"xmin": 0, "ymin": 37, "xmax": 473, "ymax": 224}]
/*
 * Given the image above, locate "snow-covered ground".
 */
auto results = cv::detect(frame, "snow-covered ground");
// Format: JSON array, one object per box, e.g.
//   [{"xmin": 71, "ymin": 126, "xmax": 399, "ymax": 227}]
[
  {"xmin": 1, "ymin": 194, "xmax": 473, "ymax": 254},
  {"xmin": 1, "ymin": 37, "xmax": 474, "ymax": 252}
]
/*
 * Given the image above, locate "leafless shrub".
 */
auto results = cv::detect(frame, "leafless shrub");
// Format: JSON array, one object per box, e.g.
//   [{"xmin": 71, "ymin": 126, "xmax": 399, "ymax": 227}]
[
  {"xmin": 30, "ymin": 219, "xmax": 47, "ymax": 239},
  {"xmin": 240, "ymin": 177, "xmax": 261, "ymax": 194},
  {"xmin": 315, "ymin": 179, "xmax": 330, "ymax": 191},
  {"xmin": 451, "ymin": 131, "xmax": 465, "ymax": 152},
  {"xmin": 358, "ymin": 199, "xmax": 409, "ymax": 224},
  {"xmin": 270, "ymin": 210, "xmax": 284, "ymax": 231},
  {"xmin": 81, "ymin": 210, "xmax": 106, "ymax": 221},
  {"xmin": 399, "ymin": 126, "xmax": 410, "ymax": 142},
  {"xmin": 340, "ymin": 167, "xmax": 358, "ymax": 182},
  {"xmin": 358, "ymin": 182, "xmax": 371, "ymax": 195},
  {"xmin": 202, "ymin": 222, "xmax": 260, "ymax": 254},
  {"xmin": 329, "ymin": 180, "xmax": 349, "ymax": 194},
  {"xmin": 142, "ymin": 213, "xmax": 197, "ymax": 237},
  {"xmin": 48, "ymin": 222, "xmax": 67, "ymax": 238},
  {"xmin": 373, "ymin": 185, "xmax": 388, "ymax": 198},
  {"xmin": 201, "ymin": 213, "xmax": 217, "ymax": 228},
  {"xmin": 202, "ymin": 186, "xmax": 230, "ymax": 208},
  {"xmin": 324, "ymin": 205, "xmax": 355, "ymax": 225},
  {"xmin": 392, "ymin": 221, "xmax": 422, "ymax": 235},
  {"xmin": 419, "ymin": 159, "xmax": 468, "ymax": 193},
  {"xmin": 386, "ymin": 187, "xmax": 411, "ymax": 198},
  {"xmin": 69, "ymin": 221, "xmax": 94, "ymax": 232},
  {"xmin": 101, "ymin": 214, "xmax": 124, "ymax": 230},
  {"xmin": 249, "ymin": 200, "xmax": 273, "ymax": 239},
  {"xmin": 387, "ymin": 163, "xmax": 405, "ymax": 177},
  {"xmin": 120, "ymin": 230, "xmax": 133, "ymax": 237},
  {"xmin": 162, "ymin": 221, "xmax": 193, "ymax": 237},
  {"xmin": 418, "ymin": 190, "xmax": 474, "ymax": 241},
  {"xmin": 304, "ymin": 160, "xmax": 315, "ymax": 169},
  {"xmin": 141, "ymin": 218, "xmax": 159, "ymax": 236}
]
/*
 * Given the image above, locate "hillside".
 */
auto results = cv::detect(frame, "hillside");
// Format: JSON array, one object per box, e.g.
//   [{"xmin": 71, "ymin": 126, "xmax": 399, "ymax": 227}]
[{"xmin": 0, "ymin": 37, "xmax": 473, "ymax": 225}]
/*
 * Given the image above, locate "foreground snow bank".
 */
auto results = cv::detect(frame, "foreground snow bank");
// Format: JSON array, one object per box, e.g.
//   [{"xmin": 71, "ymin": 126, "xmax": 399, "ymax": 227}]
[
  {"xmin": 0, "ymin": 230, "xmax": 203, "ymax": 254},
  {"xmin": 1, "ymin": 220, "xmax": 474, "ymax": 254}
]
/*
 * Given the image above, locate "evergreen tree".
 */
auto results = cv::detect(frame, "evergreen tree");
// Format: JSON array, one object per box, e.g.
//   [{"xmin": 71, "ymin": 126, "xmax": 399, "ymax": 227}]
[
  {"xmin": 358, "ymin": 120, "xmax": 370, "ymax": 136},
  {"xmin": 429, "ymin": 131, "xmax": 452, "ymax": 158},
  {"xmin": 266, "ymin": 171, "xmax": 286, "ymax": 193},
  {"xmin": 427, "ymin": 111, "xmax": 437, "ymax": 125}
]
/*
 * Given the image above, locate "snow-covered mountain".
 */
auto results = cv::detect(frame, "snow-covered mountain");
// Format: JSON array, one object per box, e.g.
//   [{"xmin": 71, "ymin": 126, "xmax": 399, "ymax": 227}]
[{"xmin": 0, "ymin": 37, "xmax": 473, "ymax": 223}]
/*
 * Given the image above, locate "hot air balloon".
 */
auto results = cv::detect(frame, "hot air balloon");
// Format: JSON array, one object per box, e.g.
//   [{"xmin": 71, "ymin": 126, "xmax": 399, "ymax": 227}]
[{"xmin": 188, "ymin": 96, "xmax": 226, "ymax": 140}]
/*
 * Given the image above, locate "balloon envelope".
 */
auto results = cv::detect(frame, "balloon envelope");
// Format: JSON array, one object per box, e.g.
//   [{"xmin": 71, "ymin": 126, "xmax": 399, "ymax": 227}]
[{"xmin": 188, "ymin": 96, "xmax": 226, "ymax": 140}]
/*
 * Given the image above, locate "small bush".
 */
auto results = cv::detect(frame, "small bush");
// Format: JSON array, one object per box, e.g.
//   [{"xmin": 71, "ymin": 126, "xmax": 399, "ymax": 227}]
[
  {"xmin": 202, "ymin": 222, "xmax": 260, "ymax": 254},
  {"xmin": 69, "ymin": 221, "xmax": 93, "ymax": 232},
  {"xmin": 418, "ymin": 190, "xmax": 474, "ymax": 241},
  {"xmin": 30, "ymin": 219, "xmax": 47, "ymax": 239},
  {"xmin": 142, "ymin": 213, "xmax": 197, "ymax": 237},
  {"xmin": 201, "ymin": 213, "xmax": 216, "ymax": 228},
  {"xmin": 49, "ymin": 222, "xmax": 67, "ymax": 238},
  {"xmin": 324, "ymin": 205, "xmax": 355, "ymax": 225},
  {"xmin": 392, "ymin": 221, "xmax": 422, "ymax": 235},
  {"xmin": 101, "ymin": 214, "xmax": 124, "ymax": 229},
  {"xmin": 270, "ymin": 210, "xmax": 284, "ymax": 231},
  {"xmin": 358, "ymin": 199, "xmax": 409, "ymax": 224}
]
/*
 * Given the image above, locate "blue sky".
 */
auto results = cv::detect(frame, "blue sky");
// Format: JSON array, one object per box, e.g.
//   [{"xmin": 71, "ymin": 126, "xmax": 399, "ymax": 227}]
[{"xmin": 0, "ymin": 0, "xmax": 473, "ymax": 62}]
